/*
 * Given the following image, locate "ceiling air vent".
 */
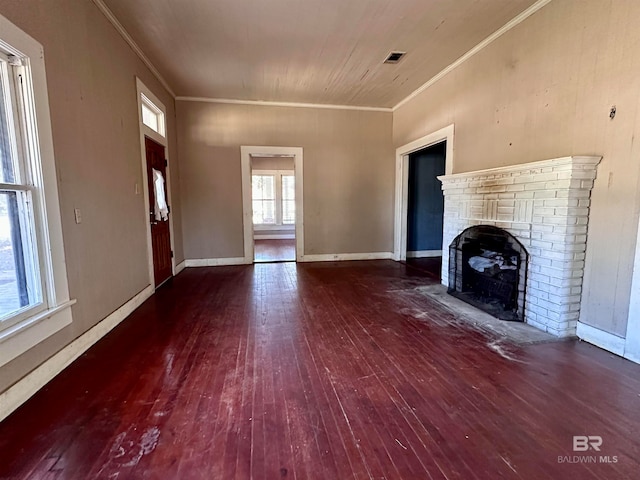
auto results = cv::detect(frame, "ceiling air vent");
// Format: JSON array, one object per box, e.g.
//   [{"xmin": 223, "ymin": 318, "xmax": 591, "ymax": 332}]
[{"xmin": 384, "ymin": 51, "xmax": 406, "ymax": 64}]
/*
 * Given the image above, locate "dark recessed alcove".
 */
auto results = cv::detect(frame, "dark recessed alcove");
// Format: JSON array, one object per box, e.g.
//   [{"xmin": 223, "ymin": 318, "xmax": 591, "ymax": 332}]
[{"xmin": 448, "ymin": 225, "xmax": 528, "ymax": 322}]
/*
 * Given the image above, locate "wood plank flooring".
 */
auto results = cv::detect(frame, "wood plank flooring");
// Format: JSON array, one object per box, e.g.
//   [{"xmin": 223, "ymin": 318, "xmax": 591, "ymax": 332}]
[
  {"xmin": 0, "ymin": 260, "xmax": 639, "ymax": 479},
  {"xmin": 254, "ymin": 239, "xmax": 295, "ymax": 262}
]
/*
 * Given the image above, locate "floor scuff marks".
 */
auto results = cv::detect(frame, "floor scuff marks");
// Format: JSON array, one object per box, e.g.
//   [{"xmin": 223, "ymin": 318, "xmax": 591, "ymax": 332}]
[
  {"xmin": 98, "ymin": 425, "xmax": 161, "ymax": 475},
  {"xmin": 486, "ymin": 339, "xmax": 526, "ymax": 363}
]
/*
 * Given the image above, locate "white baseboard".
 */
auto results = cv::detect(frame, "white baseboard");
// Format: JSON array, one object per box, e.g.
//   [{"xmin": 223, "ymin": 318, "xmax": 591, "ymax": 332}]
[
  {"xmin": 299, "ymin": 252, "xmax": 393, "ymax": 262},
  {"xmin": 407, "ymin": 250, "xmax": 442, "ymax": 258},
  {"xmin": 175, "ymin": 260, "xmax": 186, "ymax": 275},
  {"xmin": 0, "ymin": 285, "xmax": 153, "ymax": 423},
  {"xmin": 185, "ymin": 257, "xmax": 248, "ymax": 267},
  {"xmin": 624, "ymin": 349, "xmax": 640, "ymax": 364},
  {"xmin": 576, "ymin": 321, "xmax": 626, "ymax": 356},
  {"xmin": 254, "ymin": 234, "xmax": 295, "ymax": 240}
]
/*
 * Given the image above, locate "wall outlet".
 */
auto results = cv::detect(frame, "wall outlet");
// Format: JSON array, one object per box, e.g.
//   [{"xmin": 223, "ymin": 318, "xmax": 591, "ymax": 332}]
[{"xmin": 74, "ymin": 208, "xmax": 82, "ymax": 224}]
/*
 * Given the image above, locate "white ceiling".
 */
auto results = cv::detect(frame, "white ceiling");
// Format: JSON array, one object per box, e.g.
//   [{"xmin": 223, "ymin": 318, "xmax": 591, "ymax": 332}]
[{"xmin": 102, "ymin": 0, "xmax": 538, "ymax": 108}]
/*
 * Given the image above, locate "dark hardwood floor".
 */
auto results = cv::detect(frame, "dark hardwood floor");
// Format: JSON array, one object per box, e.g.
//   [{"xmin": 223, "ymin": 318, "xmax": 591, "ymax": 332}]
[
  {"xmin": 254, "ymin": 239, "xmax": 295, "ymax": 263},
  {"xmin": 0, "ymin": 260, "xmax": 639, "ymax": 479},
  {"xmin": 405, "ymin": 257, "xmax": 442, "ymax": 280}
]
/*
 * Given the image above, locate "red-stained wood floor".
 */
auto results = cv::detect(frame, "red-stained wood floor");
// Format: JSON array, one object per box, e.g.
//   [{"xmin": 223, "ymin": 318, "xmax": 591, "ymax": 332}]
[
  {"xmin": 254, "ymin": 239, "xmax": 295, "ymax": 263},
  {"xmin": 0, "ymin": 260, "xmax": 639, "ymax": 479},
  {"xmin": 405, "ymin": 257, "xmax": 442, "ymax": 281}
]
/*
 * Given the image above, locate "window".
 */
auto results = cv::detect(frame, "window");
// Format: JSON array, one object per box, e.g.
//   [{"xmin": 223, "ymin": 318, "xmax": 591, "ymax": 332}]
[
  {"xmin": 252, "ymin": 174, "xmax": 276, "ymax": 224},
  {"xmin": 0, "ymin": 52, "xmax": 46, "ymax": 325},
  {"xmin": 0, "ymin": 14, "xmax": 73, "ymax": 367},
  {"xmin": 282, "ymin": 175, "xmax": 295, "ymax": 224},
  {"xmin": 252, "ymin": 171, "xmax": 295, "ymax": 226},
  {"xmin": 140, "ymin": 92, "xmax": 165, "ymax": 137}
]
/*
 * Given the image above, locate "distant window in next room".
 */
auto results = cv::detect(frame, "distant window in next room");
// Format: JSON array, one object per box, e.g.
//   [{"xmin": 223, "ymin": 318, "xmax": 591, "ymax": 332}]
[
  {"xmin": 252, "ymin": 174, "xmax": 276, "ymax": 224},
  {"xmin": 252, "ymin": 172, "xmax": 295, "ymax": 226},
  {"xmin": 282, "ymin": 174, "xmax": 295, "ymax": 224}
]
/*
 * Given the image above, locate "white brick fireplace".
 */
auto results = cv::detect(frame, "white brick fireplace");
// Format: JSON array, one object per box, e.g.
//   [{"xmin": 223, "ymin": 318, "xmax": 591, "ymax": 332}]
[{"xmin": 437, "ymin": 156, "xmax": 601, "ymax": 337}]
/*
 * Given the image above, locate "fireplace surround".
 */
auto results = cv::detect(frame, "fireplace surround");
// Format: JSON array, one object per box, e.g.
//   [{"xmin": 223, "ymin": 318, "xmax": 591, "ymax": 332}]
[{"xmin": 438, "ymin": 156, "xmax": 601, "ymax": 337}]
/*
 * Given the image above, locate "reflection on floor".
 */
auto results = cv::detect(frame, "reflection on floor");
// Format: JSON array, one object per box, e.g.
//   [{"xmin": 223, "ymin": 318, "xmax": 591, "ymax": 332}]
[
  {"xmin": 254, "ymin": 238, "xmax": 295, "ymax": 262},
  {"xmin": 405, "ymin": 256, "xmax": 442, "ymax": 280}
]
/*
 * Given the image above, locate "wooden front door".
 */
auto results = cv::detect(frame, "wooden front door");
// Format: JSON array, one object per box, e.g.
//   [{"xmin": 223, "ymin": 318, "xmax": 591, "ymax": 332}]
[{"xmin": 145, "ymin": 137, "xmax": 172, "ymax": 286}]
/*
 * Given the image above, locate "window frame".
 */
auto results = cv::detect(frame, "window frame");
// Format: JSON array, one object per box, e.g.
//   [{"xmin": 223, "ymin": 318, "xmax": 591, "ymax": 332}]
[
  {"xmin": 0, "ymin": 52, "xmax": 47, "ymax": 328},
  {"xmin": 251, "ymin": 173, "xmax": 277, "ymax": 225},
  {"xmin": 251, "ymin": 169, "xmax": 295, "ymax": 229},
  {"xmin": 280, "ymin": 173, "xmax": 295, "ymax": 225},
  {"xmin": 140, "ymin": 92, "xmax": 165, "ymax": 138},
  {"xmin": 0, "ymin": 13, "xmax": 74, "ymax": 368}
]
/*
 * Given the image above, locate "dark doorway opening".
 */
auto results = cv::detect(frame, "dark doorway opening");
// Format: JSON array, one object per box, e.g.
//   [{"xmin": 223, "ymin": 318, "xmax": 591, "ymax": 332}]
[{"xmin": 406, "ymin": 141, "xmax": 446, "ymax": 278}]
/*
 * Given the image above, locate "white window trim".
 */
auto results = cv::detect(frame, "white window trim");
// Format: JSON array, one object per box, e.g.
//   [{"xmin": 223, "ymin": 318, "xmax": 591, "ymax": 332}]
[
  {"xmin": 135, "ymin": 78, "xmax": 176, "ymax": 289},
  {"xmin": 252, "ymin": 169, "xmax": 295, "ymax": 228},
  {"xmin": 254, "ymin": 225, "xmax": 295, "ymax": 232},
  {"xmin": 251, "ymin": 172, "xmax": 278, "ymax": 225},
  {"xmin": 140, "ymin": 92, "xmax": 165, "ymax": 137},
  {"xmin": 0, "ymin": 13, "xmax": 75, "ymax": 367}
]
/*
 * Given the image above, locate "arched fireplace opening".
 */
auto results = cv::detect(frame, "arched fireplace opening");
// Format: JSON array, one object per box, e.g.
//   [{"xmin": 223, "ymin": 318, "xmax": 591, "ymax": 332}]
[{"xmin": 448, "ymin": 225, "xmax": 528, "ymax": 322}]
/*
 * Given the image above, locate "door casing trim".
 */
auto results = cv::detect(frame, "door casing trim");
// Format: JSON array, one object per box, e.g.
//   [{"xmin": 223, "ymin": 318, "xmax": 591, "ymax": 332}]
[
  {"xmin": 393, "ymin": 124, "xmax": 454, "ymax": 263},
  {"xmin": 241, "ymin": 146, "xmax": 304, "ymax": 263},
  {"xmin": 136, "ymin": 77, "xmax": 176, "ymax": 290}
]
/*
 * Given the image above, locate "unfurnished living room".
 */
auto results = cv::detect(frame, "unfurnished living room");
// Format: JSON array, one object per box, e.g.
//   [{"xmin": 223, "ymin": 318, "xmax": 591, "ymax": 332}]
[{"xmin": 0, "ymin": 0, "xmax": 639, "ymax": 478}]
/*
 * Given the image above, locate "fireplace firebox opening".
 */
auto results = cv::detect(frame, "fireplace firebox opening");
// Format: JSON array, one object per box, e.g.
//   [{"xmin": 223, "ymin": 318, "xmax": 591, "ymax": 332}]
[{"xmin": 448, "ymin": 225, "xmax": 528, "ymax": 322}]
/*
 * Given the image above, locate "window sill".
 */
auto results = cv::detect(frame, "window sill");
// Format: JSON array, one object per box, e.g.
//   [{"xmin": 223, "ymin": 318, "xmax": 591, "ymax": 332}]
[
  {"xmin": 0, "ymin": 299, "xmax": 76, "ymax": 368},
  {"xmin": 254, "ymin": 224, "xmax": 295, "ymax": 231}
]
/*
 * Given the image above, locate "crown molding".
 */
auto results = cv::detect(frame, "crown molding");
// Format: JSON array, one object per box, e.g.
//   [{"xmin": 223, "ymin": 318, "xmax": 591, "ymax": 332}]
[
  {"xmin": 91, "ymin": 0, "xmax": 176, "ymax": 98},
  {"xmin": 176, "ymin": 96, "xmax": 392, "ymax": 113},
  {"xmin": 393, "ymin": 0, "xmax": 553, "ymax": 111}
]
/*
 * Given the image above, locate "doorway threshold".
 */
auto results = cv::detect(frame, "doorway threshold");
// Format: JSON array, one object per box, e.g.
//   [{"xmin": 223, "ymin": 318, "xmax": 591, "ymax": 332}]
[{"xmin": 254, "ymin": 259, "xmax": 296, "ymax": 264}]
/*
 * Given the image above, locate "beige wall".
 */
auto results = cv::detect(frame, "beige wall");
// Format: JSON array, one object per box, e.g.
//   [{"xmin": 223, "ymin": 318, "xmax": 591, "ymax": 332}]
[
  {"xmin": 177, "ymin": 101, "xmax": 394, "ymax": 259},
  {"xmin": 394, "ymin": 0, "xmax": 640, "ymax": 337},
  {"xmin": 0, "ymin": 0, "xmax": 183, "ymax": 393},
  {"xmin": 251, "ymin": 156, "xmax": 295, "ymax": 171}
]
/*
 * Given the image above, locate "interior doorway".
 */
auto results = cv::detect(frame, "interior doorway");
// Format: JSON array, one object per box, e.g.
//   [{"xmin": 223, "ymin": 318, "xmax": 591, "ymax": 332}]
[
  {"xmin": 145, "ymin": 137, "xmax": 173, "ymax": 286},
  {"xmin": 405, "ymin": 141, "xmax": 446, "ymax": 277},
  {"xmin": 394, "ymin": 124, "xmax": 454, "ymax": 282},
  {"xmin": 241, "ymin": 146, "xmax": 304, "ymax": 264},
  {"xmin": 251, "ymin": 156, "xmax": 296, "ymax": 263}
]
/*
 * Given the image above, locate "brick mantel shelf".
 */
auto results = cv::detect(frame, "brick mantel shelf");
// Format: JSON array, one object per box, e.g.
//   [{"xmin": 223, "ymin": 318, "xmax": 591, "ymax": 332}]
[{"xmin": 438, "ymin": 156, "xmax": 601, "ymax": 337}]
